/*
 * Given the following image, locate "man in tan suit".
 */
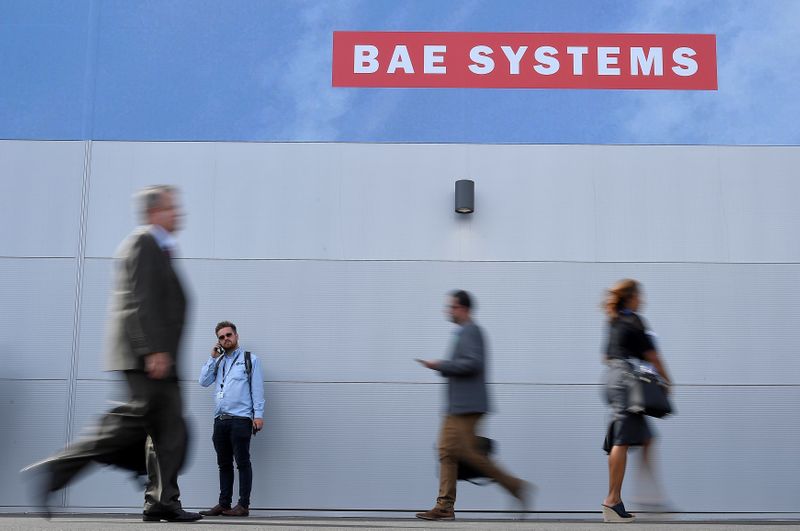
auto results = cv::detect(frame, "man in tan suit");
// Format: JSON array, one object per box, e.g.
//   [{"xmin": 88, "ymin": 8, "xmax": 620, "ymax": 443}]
[{"xmin": 24, "ymin": 186, "xmax": 201, "ymax": 523}]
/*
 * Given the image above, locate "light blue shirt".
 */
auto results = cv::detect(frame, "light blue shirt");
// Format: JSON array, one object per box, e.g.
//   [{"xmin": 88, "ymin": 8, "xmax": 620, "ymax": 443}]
[
  {"xmin": 147, "ymin": 224, "xmax": 176, "ymax": 252},
  {"xmin": 199, "ymin": 346, "xmax": 265, "ymax": 419}
]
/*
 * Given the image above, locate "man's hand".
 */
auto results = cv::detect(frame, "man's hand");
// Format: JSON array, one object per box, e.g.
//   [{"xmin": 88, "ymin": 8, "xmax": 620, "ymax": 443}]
[
  {"xmin": 252, "ymin": 418, "xmax": 264, "ymax": 433},
  {"xmin": 211, "ymin": 344, "xmax": 223, "ymax": 358},
  {"xmin": 415, "ymin": 358, "xmax": 440, "ymax": 370},
  {"xmin": 145, "ymin": 352, "xmax": 173, "ymax": 379}
]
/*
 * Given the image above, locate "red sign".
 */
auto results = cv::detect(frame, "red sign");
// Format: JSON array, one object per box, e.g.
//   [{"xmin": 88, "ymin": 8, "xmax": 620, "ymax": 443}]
[{"xmin": 332, "ymin": 31, "xmax": 717, "ymax": 90}]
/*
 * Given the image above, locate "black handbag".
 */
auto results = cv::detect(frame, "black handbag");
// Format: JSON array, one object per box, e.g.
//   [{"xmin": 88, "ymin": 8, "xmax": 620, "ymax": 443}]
[
  {"xmin": 457, "ymin": 436, "xmax": 495, "ymax": 484},
  {"xmin": 626, "ymin": 364, "xmax": 673, "ymax": 418}
]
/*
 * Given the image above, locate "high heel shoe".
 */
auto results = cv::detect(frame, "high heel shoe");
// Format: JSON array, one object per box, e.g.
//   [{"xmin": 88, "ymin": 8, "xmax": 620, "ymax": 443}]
[{"xmin": 602, "ymin": 502, "xmax": 635, "ymax": 523}]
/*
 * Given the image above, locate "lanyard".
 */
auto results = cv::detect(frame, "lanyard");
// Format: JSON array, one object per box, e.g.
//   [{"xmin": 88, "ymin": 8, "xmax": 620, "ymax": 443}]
[{"xmin": 220, "ymin": 352, "xmax": 241, "ymax": 390}]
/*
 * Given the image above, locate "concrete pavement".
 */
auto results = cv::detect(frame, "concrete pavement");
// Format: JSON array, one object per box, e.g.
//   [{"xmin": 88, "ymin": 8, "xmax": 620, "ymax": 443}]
[{"xmin": 0, "ymin": 514, "xmax": 799, "ymax": 531}]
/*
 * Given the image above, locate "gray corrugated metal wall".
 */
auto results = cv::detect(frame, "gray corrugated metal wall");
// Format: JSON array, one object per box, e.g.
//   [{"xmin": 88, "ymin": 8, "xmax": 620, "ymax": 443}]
[{"xmin": 2, "ymin": 140, "xmax": 799, "ymax": 513}]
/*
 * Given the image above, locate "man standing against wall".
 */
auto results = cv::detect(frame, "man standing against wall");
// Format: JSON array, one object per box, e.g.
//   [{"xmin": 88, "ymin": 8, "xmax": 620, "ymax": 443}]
[
  {"xmin": 23, "ymin": 185, "xmax": 201, "ymax": 522},
  {"xmin": 199, "ymin": 321, "xmax": 265, "ymax": 517},
  {"xmin": 416, "ymin": 290, "xmax": 528, "ymax": 521}
]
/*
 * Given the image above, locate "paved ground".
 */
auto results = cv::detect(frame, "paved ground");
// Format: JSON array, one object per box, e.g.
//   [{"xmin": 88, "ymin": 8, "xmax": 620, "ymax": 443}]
[{"xmin": 0, "ymin": 515, "xmax": 799, "ymax": 531}]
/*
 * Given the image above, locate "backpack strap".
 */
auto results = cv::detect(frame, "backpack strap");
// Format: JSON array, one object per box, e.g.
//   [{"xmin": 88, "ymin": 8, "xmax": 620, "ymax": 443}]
[{"xmin": 245, "ymin": 352, "xmax": 254, "ymax": 418}]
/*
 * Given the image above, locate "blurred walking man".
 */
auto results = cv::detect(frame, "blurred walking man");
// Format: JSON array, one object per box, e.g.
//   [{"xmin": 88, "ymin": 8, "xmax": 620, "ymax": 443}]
[
  {"xmin": 23, "ymin": 185, "xmax": 201, "ymax": 522},
  {"xmin": 416, "ymin": 290, "xmax": 528, "ymax": 521},
  {"xmin": 199, "ymin": 321, "xmax": 265, "ymax": 517}
]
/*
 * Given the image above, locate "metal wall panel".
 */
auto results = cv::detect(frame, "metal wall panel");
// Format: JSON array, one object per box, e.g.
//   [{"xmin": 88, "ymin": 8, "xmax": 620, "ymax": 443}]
[
  {"xmin": 655, "ymin": 385, "xmax": 800, "ymax": 512},
  {"xmin": 77, "ymin": 257, "xmax": 800, "ymax": 386},
  {"xmin": 464, "ymin": 144, "xmax": 599, "ymax": 262},
  {"xmin": 85, "ymin": 142, "xmax": 472, "ymax": 261},
  {"xmin": 588, "ymin": 145, "xmax": 729, "ymax": 263},
  {"xmin": 75, "ymin": 257, "xmax": 117, "ymax": 380},
  {"xmin": 0, "ymin": 258, "xmax": 76, "ymax": 379},
  {"xmin": 63, "ymin": 380, "xmax": 800, "ymax": 512},
  {"xmin": 591, "ymin": 263, "xmax": 800, "ymax": 386},
  {"xmin": 84, "ymin": 141, "xmax": 218, "ymax": 258},
  {"xmin": 2, "ymin": 140, "xmax": 799, "ymax": 515},
  {"xmin": 718, "ymin": 146, "xmax": 800, "ymax": 263},
  {"xmin": 336, "ymin": 143, "xmax": 473, "ymax": 261},
  {"xmin": 81, "ymin": 142, "xmax": 800, "ymax": 263},
  {"xmin": 61, "ymin": 379, "xmax": 608, "ymax": 511},
  {"xmin": 0, "ymin": 381, "xmax": 69, "ymax": 506},
  {"xmin": 212, "ymin": 143, "xmax": 345, "ymax": 260},
  {"xmin": 0, "ymin": 140, "xmax": 85, "ymax": 257}
]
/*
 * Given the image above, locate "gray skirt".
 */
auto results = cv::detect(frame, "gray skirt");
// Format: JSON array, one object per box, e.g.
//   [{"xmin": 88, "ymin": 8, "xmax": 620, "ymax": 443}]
[{"xmin": 603, "ymin": 359, "xmax": 652, "ymax": 454}]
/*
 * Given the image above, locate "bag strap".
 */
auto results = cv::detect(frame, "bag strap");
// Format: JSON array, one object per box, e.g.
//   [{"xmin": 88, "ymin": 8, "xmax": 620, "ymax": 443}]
[
  {"xmin": 465, "ymin": 478, "xmax": 495, "ymax": 486},
  {"xmin": 245, "ymin": 351, "xmax": 254, "ymax": 418}
]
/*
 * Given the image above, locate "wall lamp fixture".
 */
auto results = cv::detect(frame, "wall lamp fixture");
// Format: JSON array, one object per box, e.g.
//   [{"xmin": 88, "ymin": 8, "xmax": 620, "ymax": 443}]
[{"xmin": 455, "ymin": 179, "xmax": 474, "ymax": 214}]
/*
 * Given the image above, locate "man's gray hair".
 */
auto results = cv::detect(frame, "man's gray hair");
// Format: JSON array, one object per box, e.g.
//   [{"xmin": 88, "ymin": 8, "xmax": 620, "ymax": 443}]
[{"xmin": 135, "ymin": 185, "xmax": 176, "ymax": 224}]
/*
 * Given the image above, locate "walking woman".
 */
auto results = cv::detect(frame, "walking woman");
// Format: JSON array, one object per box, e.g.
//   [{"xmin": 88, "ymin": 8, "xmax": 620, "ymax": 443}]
[{"xmin": 601, "ymin": 279, "xmax": 671, "ymax": 523}]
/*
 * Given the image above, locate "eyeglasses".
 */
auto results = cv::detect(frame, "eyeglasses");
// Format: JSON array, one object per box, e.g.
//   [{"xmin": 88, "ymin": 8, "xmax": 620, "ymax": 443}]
[
  {"xmin": 447, "ymin": 304, "xmax": 462, "ymax": 310},
  {"xmin": 217, "ymin": 332, "xmax": 235, "ymax": 340}
]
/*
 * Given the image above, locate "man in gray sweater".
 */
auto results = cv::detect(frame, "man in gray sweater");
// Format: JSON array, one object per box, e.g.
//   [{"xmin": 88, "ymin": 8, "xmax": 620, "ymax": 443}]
[{"xmin": 416, "ymin": 290, "xmax": 528, "ymax": 521}]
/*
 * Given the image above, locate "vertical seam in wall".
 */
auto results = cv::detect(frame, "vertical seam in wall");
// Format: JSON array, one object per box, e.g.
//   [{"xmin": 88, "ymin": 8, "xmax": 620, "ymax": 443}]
[
  {"xmin": 62, "ymin": 0, "xmax": 100, "ymax": 508},
  {"xmin": 61, "ymin": 140, "xmax": 92, "ymax": 508}
]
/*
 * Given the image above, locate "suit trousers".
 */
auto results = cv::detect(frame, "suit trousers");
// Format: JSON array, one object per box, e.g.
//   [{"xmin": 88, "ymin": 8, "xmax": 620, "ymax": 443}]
[
  {"xmin": 43, "ymin": 371, "xmax": 188, "ymax": 512},
  {"xmin": 436, "ymin": 413, "xmax": 522, "ymax": 510}
]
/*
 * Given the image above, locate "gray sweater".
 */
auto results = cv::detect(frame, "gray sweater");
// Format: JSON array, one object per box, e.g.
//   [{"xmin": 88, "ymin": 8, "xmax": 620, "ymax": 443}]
[{"xmin": 437, "ymin": 321, "xmax": 490, "ymax": 414}]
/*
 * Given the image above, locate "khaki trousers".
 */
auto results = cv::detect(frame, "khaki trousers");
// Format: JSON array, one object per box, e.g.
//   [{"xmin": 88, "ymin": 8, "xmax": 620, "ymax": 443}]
[{"xmin": 436, "ymin": 413, "xmax": 522, "ymax": 510}]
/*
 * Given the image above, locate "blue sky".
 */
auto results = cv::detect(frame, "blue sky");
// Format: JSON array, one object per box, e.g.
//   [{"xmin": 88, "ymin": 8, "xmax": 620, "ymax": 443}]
[{"xmin": 1, "ymin": 0, "xmax": 799, "ymax": 144}]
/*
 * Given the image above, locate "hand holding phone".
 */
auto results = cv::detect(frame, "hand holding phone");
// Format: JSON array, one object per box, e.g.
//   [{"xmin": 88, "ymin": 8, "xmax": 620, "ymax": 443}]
[
  {"xmin": 212, "ymin": 343, "xmax": 224, "ymax": 358},
  {"xmin": 415, "ymin": 358, "xmax": 439, "ymax": 370}
]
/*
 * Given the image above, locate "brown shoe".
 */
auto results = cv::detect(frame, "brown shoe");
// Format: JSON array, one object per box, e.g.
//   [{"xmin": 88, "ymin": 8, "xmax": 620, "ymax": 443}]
[
  {"xmin": 199, "ymin": 504, "xmax": 229, "ymax": 516},
  {"xmin": 222, "ymin": 504, "xmax": 249, "ymax": 517},
  {"xmin": 512, "ymin": 480, "xmax": 535, "ymax": 512},
  {"xmin": 415, "ymin": 507, "xmax": 455, "ymax": 521}
]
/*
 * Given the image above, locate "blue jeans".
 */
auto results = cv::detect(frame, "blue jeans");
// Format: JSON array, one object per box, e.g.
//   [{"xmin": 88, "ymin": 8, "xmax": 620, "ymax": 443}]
[{"xmin": 212, "ymin": 417, "xmax": 253, "ymax": 508}]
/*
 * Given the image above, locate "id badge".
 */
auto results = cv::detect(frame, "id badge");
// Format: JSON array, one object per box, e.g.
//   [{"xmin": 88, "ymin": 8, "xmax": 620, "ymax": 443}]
[{"xmin": 216, "ymin": 391, "xmax": 224, "ymax": 399}]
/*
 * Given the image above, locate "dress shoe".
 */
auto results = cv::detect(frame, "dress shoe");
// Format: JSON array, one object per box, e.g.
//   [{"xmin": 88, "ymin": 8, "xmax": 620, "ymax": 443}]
[
  {"xmin": 142, "ymin": 509, "xmax": 203, "ymax": 522},
  {"xmin": 20, "ymin": 460, "xmax": 54, "ymax": 520},
  {"xmin": 199, "ymin": 504, "xmax": 229, "ymax": 516},
  {"xmin": 222, "ymin": 504, "xmax": 249, "ymax": 517},
  {"xmin": 415, "ymin": 507, "xmax": 455, "ymax": 520},
  {"xmin": 512, "ymin": 480, "xmax": 535, "ymax": 513}
]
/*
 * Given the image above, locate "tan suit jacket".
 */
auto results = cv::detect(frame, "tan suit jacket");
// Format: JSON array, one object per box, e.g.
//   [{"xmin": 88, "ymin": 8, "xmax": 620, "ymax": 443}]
[{"xmin": 106, "ymin": 227, "xmax": 187, "ymax": 378}]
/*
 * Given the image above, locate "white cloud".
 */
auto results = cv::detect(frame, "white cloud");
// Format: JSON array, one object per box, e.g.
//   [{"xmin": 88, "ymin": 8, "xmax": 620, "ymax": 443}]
[
  {"xmin": 357, "ymin": 1, "xmax": 483, "ymax": 140},
  {"xmin": 258, "ymin": 0, "xmax": 481, "ymax": 141},
  {"xmin": 621, "ymin": 1, "xmax": 800, "ymax": 144},
  {"xmin": 260, "ymin": 0, "xmax": 363, "ymax": 141}
]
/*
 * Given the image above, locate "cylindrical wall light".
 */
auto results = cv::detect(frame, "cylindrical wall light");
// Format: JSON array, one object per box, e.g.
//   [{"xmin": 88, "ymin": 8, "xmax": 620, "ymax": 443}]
[{"xmin": 455, "ymin": 179, "xmax": 474, "ymax": 214}]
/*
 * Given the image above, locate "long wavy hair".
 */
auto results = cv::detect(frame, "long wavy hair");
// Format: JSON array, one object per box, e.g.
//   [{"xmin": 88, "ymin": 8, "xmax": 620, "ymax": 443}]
[{"xmin": 603, "ymin": 278, "xmax": 639, "ymax": 320}]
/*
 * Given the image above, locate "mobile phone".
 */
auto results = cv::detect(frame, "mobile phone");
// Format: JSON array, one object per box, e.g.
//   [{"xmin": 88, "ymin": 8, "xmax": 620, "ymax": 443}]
[{"xmin": 215, "ymin": 344, "xmax": 224, "ymax": 355}]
